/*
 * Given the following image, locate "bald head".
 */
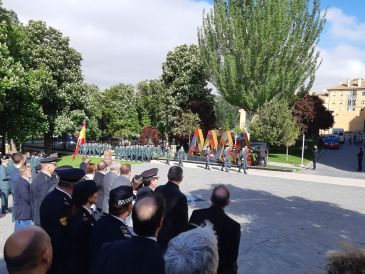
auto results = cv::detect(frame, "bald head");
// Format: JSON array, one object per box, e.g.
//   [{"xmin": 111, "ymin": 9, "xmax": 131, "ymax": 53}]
[
  {"xmin": 211, "ymin": 185, "xmax": 230, "ymax": 208},
  {"xmin": 132, "ymin": 194, "xmax": 165, "ymax": 237},
  {"xmin": 4, "ymin": 227, "xmax": 52, "ymax": 274}
]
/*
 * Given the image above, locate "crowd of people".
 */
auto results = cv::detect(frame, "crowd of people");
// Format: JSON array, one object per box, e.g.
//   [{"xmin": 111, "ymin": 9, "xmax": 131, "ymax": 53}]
[
  {"xmin": 2, "ymin": 152, "xmax": 365, "ymax": 274},
  {"xmin": 1, "ymin": 152, "xmax": 241, "ymax": 274}
]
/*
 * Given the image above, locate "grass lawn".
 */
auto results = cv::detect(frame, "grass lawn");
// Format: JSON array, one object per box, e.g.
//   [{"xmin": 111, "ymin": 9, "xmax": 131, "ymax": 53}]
[
  {"xmin": 269, "ymin": 153, "xmax": 311, "ymax": 166},
  {"xmin": 57, "ymin": 155, "xmax": 139, "ymax": 168}
]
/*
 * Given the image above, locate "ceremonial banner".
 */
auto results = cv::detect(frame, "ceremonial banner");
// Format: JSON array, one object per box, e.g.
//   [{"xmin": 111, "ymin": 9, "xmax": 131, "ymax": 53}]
[{"xmin": 72, "ymin": 120, "xmax": 86, "ymax": 160}]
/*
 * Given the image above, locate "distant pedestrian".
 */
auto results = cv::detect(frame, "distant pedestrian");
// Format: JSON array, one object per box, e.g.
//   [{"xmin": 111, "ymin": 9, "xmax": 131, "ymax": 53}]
[
  {"xmin": 349, "ymin": 135, "xmax": 352, "ymax": 144},
  {"xmin": 357, "ymin": 147, "xmax": 363, "ymax": 171},
  {"xmin": 166, "ymin": 145, "xmax": 171, "ymax": 165},
  {"xmin": 238, "ymin": 146, "xmax": 248, "ymax": 174},
  {"xmin": 354, "ymin": 134, "xmax": 357, "ymax": 145},
  {"xmin": 313, "ymin": 145, "xmax": 318, "ymax": 170},
  {"xmin": 177, "ymin": 146, "xmax": 185, "ymax": 167},
  {"xmin": 205, "ymin": 145, "xmax": 211, "ymax": 170}
]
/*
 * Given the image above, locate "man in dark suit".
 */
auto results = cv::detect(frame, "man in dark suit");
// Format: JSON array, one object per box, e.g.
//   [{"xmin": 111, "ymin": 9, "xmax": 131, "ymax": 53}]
[
  {"xmin": 136, "ymin": 168, "xmax": 159, "ymax": 200},
  {"xmin": 40, "ymin": 168, "xmax": 85, "ymax": 274},
  {"xmin": 102, "ymin": 161, "xmax": 120, "ymax": 214},
  {"xmin": 13, "ymin": 166, "xmax": 33, "ymax": 230},
  {"xmin": 31, "ymin": 156, "xmax": 57, "ymax": 226},
  {"xmin": 155, "ymin": 166, "xmax": 188, "ymax": 249},
  {"xmin": 93, "ymin": 161, "xmax": 107, "ymax": 214},
  {"xmin": 89, "ymin": 186, "xmax": 133, "ymax": 265},
  {"xmin": 92, "ymin": 193, "xmax": 165, "ymax": 274},
  {"xmin": 189, "ymin": 185, "xmax": 241, "ymax": 274}
]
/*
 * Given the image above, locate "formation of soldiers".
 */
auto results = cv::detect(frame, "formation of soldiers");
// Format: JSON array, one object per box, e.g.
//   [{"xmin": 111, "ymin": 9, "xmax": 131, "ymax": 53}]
[
  {"xmin": 114, "ymin": 145, "xmax": 162, "ymax": 162},
  {"xmin": 78, "ymin": 143, "xmax": 112, "ymax": 156}
]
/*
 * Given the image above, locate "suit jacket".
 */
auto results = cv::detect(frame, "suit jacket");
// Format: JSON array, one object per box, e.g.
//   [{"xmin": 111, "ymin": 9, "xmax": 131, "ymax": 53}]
[
  {"xmin": 40, "ymin": 188, "xmax": 72, "ymax": 274},
  {"xmin": 155, "ymin": 182, "xmax": 188, "ymax": 249},
  {"xmin": 80, "ymin": 162, "xmax": 88, "ymax": 172},
  {"xmin": 89, "ymin": 214, "xmax": 132, "ymax": 264},
  {"xmin": 66, "ymin": 206, "xmax": 96, "ymax": 274},
  {"xmin": 31, "ymin": 172, "xmax": 54, "ymax": 225},
  {"xmin": 93, "ymin": 171, "xmax": 106, "ymax": 210},
  {"xmin": 111, "ymin": 174, "xmax": 130, "ymax": 189},
  {"xmin": 92, "ymin": 236, "xmax": 164, "ymax": 274},
  {"xmin": 136, "ymin": 186, "xmax": 153, "ymax": 200},
  {"xmin": 13, "ymin": 177, "xmax": 32, "ymax": 220},
  {"xmin": 102, "ymin": 171, "xmax": 118, "ymax": 214},
  {"xmin": 0, "ymin": 165, "xmax": 10, "ymax": 190},
  {"xmin": 189, "ymin": 205, "xmax": 241, "ymax": 274}
]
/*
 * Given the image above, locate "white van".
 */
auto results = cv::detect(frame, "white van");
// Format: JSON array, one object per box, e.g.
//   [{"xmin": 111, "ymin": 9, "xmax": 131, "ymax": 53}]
[{"xmin": 332, "ymin": 128, "xmax": 344, "ymax": 143}]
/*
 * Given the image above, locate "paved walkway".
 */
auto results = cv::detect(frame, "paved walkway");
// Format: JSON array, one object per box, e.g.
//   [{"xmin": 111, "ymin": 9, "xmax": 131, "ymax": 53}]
[{"xmin": 1, "ymin": 161, "xmax": 364, "ymax": 274}]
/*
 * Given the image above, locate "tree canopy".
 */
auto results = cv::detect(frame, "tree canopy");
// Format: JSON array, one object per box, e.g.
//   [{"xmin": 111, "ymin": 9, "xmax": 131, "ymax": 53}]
[
  {"xmin": 199, "ymin": 0, "xmax": 326, "ymax": 115},
  {"xmin": 250, "ymin": 99, "xmax": 300, "ymax": 146},
  {"xmin": 293, "ymin": 94, "xmax": 334, "ymax": 136}
]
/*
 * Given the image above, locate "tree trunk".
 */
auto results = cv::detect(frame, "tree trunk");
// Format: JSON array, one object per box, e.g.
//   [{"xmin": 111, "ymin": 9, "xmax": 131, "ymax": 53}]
[
  {"xmin": 1, "ymin": 133, "xmax": 6, "ymax": 155},
  {"xmin": 44, "ymin": 132, "xmax": 53, "ymax": 155},
  {"xmin": 286, "ymin": 145, "xmax": 289, "ymax": 161}
]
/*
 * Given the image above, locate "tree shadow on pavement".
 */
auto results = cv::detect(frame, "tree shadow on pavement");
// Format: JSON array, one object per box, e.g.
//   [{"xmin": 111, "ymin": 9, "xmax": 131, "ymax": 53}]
[{"xmin": 188, "ymin": 184, "xmax": 365, "ymax": 274}]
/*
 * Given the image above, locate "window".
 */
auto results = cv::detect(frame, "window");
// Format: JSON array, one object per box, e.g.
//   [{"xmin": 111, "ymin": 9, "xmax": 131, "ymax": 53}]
[
  {"xmin": 362, "ymin": 100, "xmax": 365, "ymax": 105},
  {"xmin": 349, "ymin": 91, "xmax": 357, "ymax": 96},
  {"xmin": 362, "ymin": 91, "xmax": 365, "ymax": 96},
  {"xmin": 340, "ymin": 92, "xmax": 343, "ymax": 96}
]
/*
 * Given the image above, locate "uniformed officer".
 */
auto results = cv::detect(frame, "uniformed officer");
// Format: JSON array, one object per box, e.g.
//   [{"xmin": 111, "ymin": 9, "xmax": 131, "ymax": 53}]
[
  {"xmin": 136, "ymin": 168, "xmax": 159, "ymax": 200},
  {"xmin": 238, "ymin": 146, "xmax": 248, "ymax": 174},
  {"xmin": 221, "ymin": 146, "xmax": 230, "ymax": 172},
  {"xmin": 89, "ymin": 186, "xmax": 134, "ymax": 265},
  {"xmin": 66, "ymin": 180, "xmax": 98, "ymax": 274},
  {"xmin": 0, "ymin": 156, "xmax": 11, "ymax": 214},
  {"xmin": 40, "ymin": 168, "xmax": 85, "ymax": 274},
  {"xmin": 204, "ymin": 146, "xmax": 211, "ymax": 170},
  {"xmin": 177, "ymin": 146, "xmax": 185, "ymax": 167},
  {"xmin": 31, "ymin": 156, "xmax": 58, "ymax": 226},
  {"xmin": 357, "ymin": 147, "xmax": 363, "ymax": 171}
]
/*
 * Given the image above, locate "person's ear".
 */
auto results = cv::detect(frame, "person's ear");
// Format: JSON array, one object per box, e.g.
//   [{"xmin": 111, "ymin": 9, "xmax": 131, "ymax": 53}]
[{"xmin": 226, "ymin": 199, "xmax": 230, "ymax": 207}]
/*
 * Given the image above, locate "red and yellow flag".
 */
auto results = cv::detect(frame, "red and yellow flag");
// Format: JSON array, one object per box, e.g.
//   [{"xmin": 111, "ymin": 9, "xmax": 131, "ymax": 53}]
[{"xmin": 72, "ymin": 120, "xmax": 86, "ymax": 160}]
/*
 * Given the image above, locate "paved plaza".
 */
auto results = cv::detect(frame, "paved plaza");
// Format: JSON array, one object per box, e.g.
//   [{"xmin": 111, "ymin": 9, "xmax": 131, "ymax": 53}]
[{"xmin": 1, "ymin": 148, "xmax": 365, "ymax": 274}]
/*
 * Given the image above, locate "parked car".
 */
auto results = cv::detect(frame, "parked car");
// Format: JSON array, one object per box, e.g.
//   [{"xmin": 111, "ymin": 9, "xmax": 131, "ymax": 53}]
[
  {"xmin": 332, "ymin": 128, "xmax": 345, "ymax": 144},
  {"xmin": 322, "ymin": 135, "xmax": 340, "ymax": 149}
]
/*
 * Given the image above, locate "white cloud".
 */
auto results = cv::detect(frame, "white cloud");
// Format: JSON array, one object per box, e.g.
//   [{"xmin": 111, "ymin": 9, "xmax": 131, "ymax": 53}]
[
  {"xmin": 326, "ymin": 7, "xmax": 365, "ymax": 42},
  {"xmin": 314, "ymin": 44, "xmax": 365, "ymax": 91},
  {"xmin": 3, "ymin": 0, "xmax": 212, "ymax": 89}
]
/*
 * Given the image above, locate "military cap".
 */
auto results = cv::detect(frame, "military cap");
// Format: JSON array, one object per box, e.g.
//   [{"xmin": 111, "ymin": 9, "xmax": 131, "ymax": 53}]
[
  {"xmin": 55, "ymin": 165, "xmax": 73, "ymax": 174},
  {"xmin": 110, "ymin": 186, "xmax": 134, "ymax": 206},
  {"xmin": 57, "ymin": 168, "xmax": 85, "ymax": 183},
  {"xmin": 140, "ymin": 168, "xmax": 158, "ymax": 179},
  {"xmin": 40, "ymin": 156, "xmax": 58, "ymax": 164},
  {"xmin": 73, "ymin": 180, "xmax": 98, "ymax": 206}
]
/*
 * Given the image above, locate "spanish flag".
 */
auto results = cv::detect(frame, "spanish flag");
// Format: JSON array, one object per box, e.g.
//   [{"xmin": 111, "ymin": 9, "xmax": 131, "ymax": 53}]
[{"xmin": 72, "ymin": 120, "xmax": 86, "ymax": 160}]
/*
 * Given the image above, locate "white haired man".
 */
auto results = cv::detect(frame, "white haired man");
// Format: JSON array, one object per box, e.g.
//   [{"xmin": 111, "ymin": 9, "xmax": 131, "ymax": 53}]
[{"xmin": 164, "ymin": 223, "xmax": 219, "ymax": 274}]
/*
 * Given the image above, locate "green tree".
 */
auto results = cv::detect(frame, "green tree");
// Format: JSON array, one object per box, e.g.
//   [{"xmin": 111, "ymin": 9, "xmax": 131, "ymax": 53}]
[
  {"xmin": 0, "ymin": 6, "xmax": 44, "ymax": 153},
  {"xmin": 23, "ymin": 20, "xmax": 84, "ymax": 153},
  {"xmin": 249, "ymin": 100, "xmax": 300, "ymax": 150},
  {"xmin": 136, "ymin": 80, "xmax": 180, "ymax": 141},
  {"xmin": 199, "ymin": 0, "xmax": 325, "ymax": 119},
  {"xmin": 101, "ymin": 84, "xmax": 140, "ymax": 139},
  {"xmin": 173, "ymin": 111, "xmax": 201, "ymax": 145},
  {"xmin": 214, "ymin": 96, "xmax": 240, "ymax": 130},
  {"xmin": 161, "ymin": 44, "xmax": 216, "ymax": 131}
]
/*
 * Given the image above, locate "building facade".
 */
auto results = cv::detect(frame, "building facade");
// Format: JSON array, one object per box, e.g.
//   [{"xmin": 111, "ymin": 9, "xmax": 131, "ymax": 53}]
[{"xmin": 320, "ymin": 78, "xmax": 365, "ymax": 132}]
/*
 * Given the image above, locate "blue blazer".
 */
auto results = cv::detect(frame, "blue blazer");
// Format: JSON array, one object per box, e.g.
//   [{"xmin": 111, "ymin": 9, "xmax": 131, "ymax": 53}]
[{"xmin": 13, "ymin": 177, "xmax": 32, "ymax": 220}]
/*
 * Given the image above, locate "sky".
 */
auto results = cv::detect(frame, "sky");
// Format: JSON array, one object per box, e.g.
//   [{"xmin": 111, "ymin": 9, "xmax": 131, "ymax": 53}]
[{"xmin": 3, "ymin": 0, "xmax": 365, "ymax": 92}]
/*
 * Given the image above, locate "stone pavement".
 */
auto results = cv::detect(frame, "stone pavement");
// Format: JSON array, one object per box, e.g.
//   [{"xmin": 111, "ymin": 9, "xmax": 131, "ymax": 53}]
[{"xmin": 1, "ymin": 161, "xmax": 365, "ymax": 274}]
